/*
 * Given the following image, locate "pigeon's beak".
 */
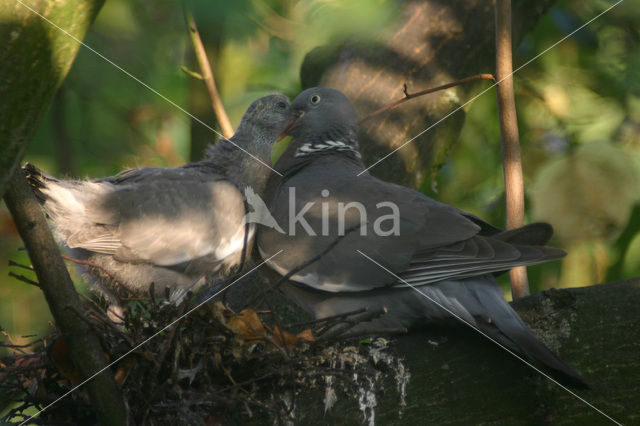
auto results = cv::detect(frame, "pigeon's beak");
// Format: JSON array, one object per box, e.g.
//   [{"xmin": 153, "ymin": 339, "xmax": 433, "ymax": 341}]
[
  {"xmin": 276, "ymin": 111, "xmax": 304, "ymax": 142},
  {"xmin": 272, "ymin": 111, "xmax": 305, "ymax": 165}
]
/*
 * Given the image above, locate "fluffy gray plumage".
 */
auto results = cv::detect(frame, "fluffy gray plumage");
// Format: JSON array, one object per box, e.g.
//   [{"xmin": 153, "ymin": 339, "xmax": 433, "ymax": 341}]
[
  {"xmin": 257, "ymin": 87, "xmax": 588, "ymax": 388},
  {"xmin": 25, "ymin": 93, "xmax": 290, "ymax": 313}
]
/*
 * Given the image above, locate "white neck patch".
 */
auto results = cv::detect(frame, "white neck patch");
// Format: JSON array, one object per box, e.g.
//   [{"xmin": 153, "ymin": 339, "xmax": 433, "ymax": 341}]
[{"xmin": 295, "ymin": 140, "xmax": 361, "ymax": 158}]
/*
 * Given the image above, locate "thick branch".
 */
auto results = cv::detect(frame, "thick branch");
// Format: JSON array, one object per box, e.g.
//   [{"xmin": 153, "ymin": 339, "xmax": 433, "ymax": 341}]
[
  {"xmin": 496, "ymin": 0, "xmax": 529, "ymax": 298},
  {"xmin": 284, "ymin": 278, "xmax": 640, "ymax": 425},
  {"xmin": 184, "ymin": 7, "xmax": 234, "ymax": 139},
  {"xmin": 3, "ymin": 168, "xmax": 127, "ymax": 425}
]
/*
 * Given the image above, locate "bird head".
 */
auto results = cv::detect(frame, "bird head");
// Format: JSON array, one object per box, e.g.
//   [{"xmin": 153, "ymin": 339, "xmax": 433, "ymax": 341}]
[
  {"xmin": 221, "ymin": 93, "xmax": 292, "ymax": 162},
  {"xmin": 272, "ymin": 88, "xmax": 361, "ymax": 166},
  {"xmin": 241, "ymin": 93, "xmax": 291, "ymax": 142}
]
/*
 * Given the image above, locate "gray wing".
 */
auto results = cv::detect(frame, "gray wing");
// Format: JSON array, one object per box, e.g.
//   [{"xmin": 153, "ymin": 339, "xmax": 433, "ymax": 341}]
[
  {"xmin": 399, "ymin": 234, "xmax": 564, "ymax": 286},
  {"xmin": 258, "ymin": 158, "xmax": 563, "ymax": 292},
  {"xmin": 65, "ymin": 173, "xmax": 247, "ymax": 267}
]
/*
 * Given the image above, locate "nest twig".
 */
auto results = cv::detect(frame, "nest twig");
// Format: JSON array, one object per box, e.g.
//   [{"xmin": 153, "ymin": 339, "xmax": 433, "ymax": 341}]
[{"xmin": 1, "ymin": 287, "xmax": 404, "ymax": 424}]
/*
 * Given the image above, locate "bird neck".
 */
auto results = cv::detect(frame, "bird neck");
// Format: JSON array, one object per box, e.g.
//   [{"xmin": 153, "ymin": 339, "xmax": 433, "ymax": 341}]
[
  {"xmin": 201, "ymin": 131, "xmax": 273, "ymax": 196},
  {"xmin": 276, "ymin": 145, "xmax": 366, "ymax": 177}
]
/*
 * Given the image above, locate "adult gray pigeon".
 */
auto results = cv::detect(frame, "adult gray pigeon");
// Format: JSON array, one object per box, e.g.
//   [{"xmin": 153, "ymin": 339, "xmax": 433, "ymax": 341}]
[
  {"xmin": 256, "ymin": 87, "xmax": 589, "ymax": 388},
  {"xmin": 25, "ymin": 93, "xmax": 290, "ymax": 317}
]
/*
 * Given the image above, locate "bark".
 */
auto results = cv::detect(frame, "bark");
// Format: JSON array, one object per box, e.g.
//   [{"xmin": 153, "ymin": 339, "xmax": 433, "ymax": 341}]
[
  {"xmin": 4, "ymin": 169, "xmax": 128, "ymax": 425},
  {"xmin": 496, "ymin": 0, "xmax": 530, "ymax": 297},
  {"xmin": 291, "ymin": 278, "xmax": 639, "ymax": 425},
  {"xmin": 0, "ymin": 1, "xmax": 128, "ymax": 423},
  {"xmin": 300, "ymin": 0, "xmax": 555, "ymax": 188},
  {"xmin": 0, "ymin": 0, "xmax": 103, "ymax": 197}
]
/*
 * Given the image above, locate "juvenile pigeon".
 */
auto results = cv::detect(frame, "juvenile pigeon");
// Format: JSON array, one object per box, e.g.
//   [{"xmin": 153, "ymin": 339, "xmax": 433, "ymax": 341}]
[
  {"xmin": 26, "ymin": 93, "xmax": 290, "ymax": 315},
  {"xmin": 257, "ymin": 87, "xmax": 588, "ymax": 388}
]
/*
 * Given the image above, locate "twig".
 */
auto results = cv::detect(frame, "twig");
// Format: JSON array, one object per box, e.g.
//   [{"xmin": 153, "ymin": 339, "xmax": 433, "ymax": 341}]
[
  {"xmin": 153, "ymin": 304, "xmax": 187, "ymax": 375},
  {"xmin": 262, "ymin": 297, "xmax": 291, "ymax": 357},
  {"xmin": 495, "ymin": 0, "xmax": 529, "ymax": 298},
  {"xmin": 8, "ymin": 260, "xmax": 34, "ymax": 271},
  {"xmin": 180, "ymin": 65, "xmax": 203, "ymax": 80},
  {"xmin": 284, "ymin": 307, "xmax": 369, "ymax": 329},
  {"xmin": 8, "ymin": 272, "xmax": 39, "ymax": 287},
  {"xmin": 60, "ymin": 254, "xmax": 128, "ymax": 290},
  {"xmin": 330, "ymin": 327, "xmax": 408, "ymax": 341},
  {"xmin": 149, "ymin": 282, "xmax": 158, "ymax": 309},
  {"xmin": 246, "ymin": 325, "xmax": 289, "ymax": 358},
  {"xmin": 183, "ymin": 6, "xmax": 234, "ymax": 139},
  {"xmin": 359, "ymin": 74, "xmax": 495, "ymax": 124},
  {"xmin": 314, "ymin": 307, "xmax": 389, "ymax": 341}
]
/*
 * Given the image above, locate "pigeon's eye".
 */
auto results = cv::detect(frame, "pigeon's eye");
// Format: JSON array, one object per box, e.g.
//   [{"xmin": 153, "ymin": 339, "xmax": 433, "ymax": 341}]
[
  {"xmin": 276, "ymin": 101, "xmax": 288, "ymax": 109},
  {"xmin": 310, "ymin": 94, "xmax": 321, "ymax": 105}
]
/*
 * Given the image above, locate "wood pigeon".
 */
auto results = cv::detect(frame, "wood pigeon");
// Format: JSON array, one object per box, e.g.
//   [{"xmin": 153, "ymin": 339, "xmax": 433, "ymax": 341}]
[
  {"xmin": 256, "ymin": 87, "xmax": 588, "ymax": 388},
  {"xmin": 25, "ymin": 93, "xmax": 290, "ymax": 317}
]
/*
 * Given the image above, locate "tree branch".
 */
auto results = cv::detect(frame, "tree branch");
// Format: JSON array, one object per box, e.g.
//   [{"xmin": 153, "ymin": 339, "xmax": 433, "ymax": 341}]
[
  {"xmin": 285, "ymin": 279, "xmax": 639, "ymax": 425},
  {"xmin": 3, "ymin": 168, "xmax": 127, "ymax": 425},
  {"xmin": 359, "ymin": 74, "xmax": 495, "ymax": 124},
  {"xmin": 183, "ymin": 6, "xmax": 234, "ymax": 139},
  {"xmin": 60, "ymin": 254, "xmax": 128, "ymax": 290},
  {"xmin": 495, "ymin": 0, "xmax": 529, "ymax": 298}
]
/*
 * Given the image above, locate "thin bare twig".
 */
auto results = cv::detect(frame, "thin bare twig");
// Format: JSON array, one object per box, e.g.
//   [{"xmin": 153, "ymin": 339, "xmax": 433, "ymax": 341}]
[
  {"xmin": 153, "ymin": 304, "xmax": 187, "ymax": 375},
  {"xmin": 284, "ymin": 307, "xmax": 369, "ymax": 329},
  {"xmin": 8, "ymin": 272, "xmax": 39, "ymax": 287},
  {"xmin": 8, "ymin": 260, "xmax": 34, "ymax": 271},
  {"xmin": 183, "ymin": 6, "xmax": 234, "ymax": 139},
  {"xmin": 60, "ymin": 254, "xmax": 128, "ymax": 290},
  {"xmin": 315, "ymin": 307, "xmax": 391, "ymax": 341},
  {"xmin": 180, "ymin": 65, "xmax": 203, "ymax": 80},
  {"xmin": 495, "ymin": 0, "xmax": 529, "ymax": 298},
  {"xmin": 261, "ymin": 297, "xmax": 291, "ymax": 356},
  {"xmin": 359, "ymin": 74, "xmax": 495, "ymax": 124},
  {"xmin": 329, "ymin": 327, "xmax": 407, "ymax": 341}
]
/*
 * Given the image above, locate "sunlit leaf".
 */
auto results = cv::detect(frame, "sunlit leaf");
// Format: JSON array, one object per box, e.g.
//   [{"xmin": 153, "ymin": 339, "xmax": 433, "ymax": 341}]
[{"xmin": 531, "ymin": 141, "xmax": 640, "ymax": 242}]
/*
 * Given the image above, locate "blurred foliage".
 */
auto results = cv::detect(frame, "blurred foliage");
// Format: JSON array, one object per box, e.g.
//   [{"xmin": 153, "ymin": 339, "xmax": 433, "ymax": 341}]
[
  {"xmin": 1, "ymin": 0, "xmax": 638, "ymax": 341},
  {"xmin": 433, "ymin": 0, "xmax": 640, "ymax": 293}
]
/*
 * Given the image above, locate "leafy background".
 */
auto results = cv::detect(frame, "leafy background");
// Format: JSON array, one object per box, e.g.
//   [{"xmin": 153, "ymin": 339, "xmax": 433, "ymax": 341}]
[{"xmin": 1, "ymin": 0, "xmax": 638, "ymax": 346}]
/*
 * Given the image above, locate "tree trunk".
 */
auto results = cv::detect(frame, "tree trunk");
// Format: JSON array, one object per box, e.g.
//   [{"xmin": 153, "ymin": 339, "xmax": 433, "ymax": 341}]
[
  {"xmin": 290, "ymin": 278, "xmax": 639, "ymax": 425},
  {"xmin": 4, "ymin": 169, "xmax": 128, "ymax": 425},
  {"xmin": 0, "ymin": 0, "xmax": 104, "ymax": 197}
]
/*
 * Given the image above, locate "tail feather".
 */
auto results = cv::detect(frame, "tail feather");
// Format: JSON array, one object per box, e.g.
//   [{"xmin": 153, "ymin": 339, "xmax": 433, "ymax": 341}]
[
  {"xmin": 21, "ymin": 163, "xmax": 110, "ymax": 244},
  {"xmin": 494, "ymin": 323, "xmax": 590, "ymax": 389},
  {"xmin": 22, "ymin": 162, "xmax": 56, "ymax": 203},
  {"xmin": 470, "ymin": 282, "xmax": 590, "ymax": 389},
  {"xmin": 493, "ymin": 222, "xmax": 555, "ymax": 246}
]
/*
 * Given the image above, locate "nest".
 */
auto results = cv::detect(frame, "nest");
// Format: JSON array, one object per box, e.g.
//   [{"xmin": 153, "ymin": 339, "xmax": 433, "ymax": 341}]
[{"xmin": 1, "ymin": 286, "xmax": 410, "ymax": 425}]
